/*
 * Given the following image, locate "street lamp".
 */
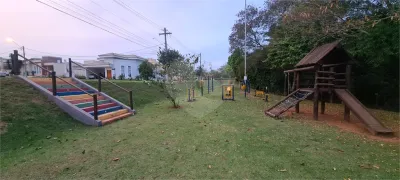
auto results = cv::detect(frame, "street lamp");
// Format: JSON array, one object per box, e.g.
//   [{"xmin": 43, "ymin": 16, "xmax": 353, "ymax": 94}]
[{"xmin": 5, "ymin": 37, "xmax": 25, "ymax": 57}]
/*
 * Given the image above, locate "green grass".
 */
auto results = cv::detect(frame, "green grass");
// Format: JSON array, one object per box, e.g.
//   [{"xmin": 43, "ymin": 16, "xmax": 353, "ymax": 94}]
[{"xmin": 1, "ymin": 77, "xmax": 399, "ymax": 179}]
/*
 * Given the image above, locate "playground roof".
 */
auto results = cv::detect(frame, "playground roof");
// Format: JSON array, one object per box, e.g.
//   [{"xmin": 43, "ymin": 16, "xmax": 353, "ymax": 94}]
[{"xmin": 295, "ymin": 40, "xmax": 350, "ymax": 68}]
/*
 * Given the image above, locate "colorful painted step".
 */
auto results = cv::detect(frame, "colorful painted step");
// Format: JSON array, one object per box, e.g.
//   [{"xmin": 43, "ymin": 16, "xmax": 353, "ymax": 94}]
[
  {"xmin": 42, "ymin": 84, "xmax": 86, "ymax": 89},
  {"xmin": 68, "ymin": 96, "xmax": 106, "ymax": 104},
  {"xmin": 48, "ymin": 88, "xmax": 90, "ymax": 92},
  {"xmin": 75, "ymin": 100, "xmax": 111, "ymax": 108},
  {"xmin": 101, "ymin": 112, "xmax": 133, "ymax": 125},
  {"xmin": 62, "ymin": 94, "xmax": 93, "ymax": 101},
  {"xmin": 24, "ymin": 76, "xmax": 133, "ymax": 126},
  {"xmin": 57, "ymin": 91, "xmax": 95, "ymax": 96},
  {"xmin": 98, "ymin": 109, "xmax": 129, "ymax": 121},
  {"xmin": 82, "ymin": 102, "xmax": 118, "ymax": 112},
  {"xmin": 89, "ymin": 106, "xmax": 123, "ymax": 116}
]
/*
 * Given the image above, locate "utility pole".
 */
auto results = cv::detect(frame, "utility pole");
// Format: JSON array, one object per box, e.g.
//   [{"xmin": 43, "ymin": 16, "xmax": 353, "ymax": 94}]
[{"xmin": 159, "ymin": 27, "xmax": 171, "ymax": 50}]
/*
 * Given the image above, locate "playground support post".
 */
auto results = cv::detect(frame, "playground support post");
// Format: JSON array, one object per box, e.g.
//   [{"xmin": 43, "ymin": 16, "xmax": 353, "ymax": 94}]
[
  {"xmin": 313, "ymin": 65, "xmax": 320, "ymax": 120},
  {"xmin": 244, "ymin": 80, "xmax": 247, "ymax": 98},
  {"xmin": 344, "ymin": 64, "xmax": 352, "ymax": 121},
  {"xmin": 329, "ymin": 67, "xmax": 334, "ymax": 103},
  {"xmin": 295, "ymin": 71, "xmax": 300, "ymax": 113}
]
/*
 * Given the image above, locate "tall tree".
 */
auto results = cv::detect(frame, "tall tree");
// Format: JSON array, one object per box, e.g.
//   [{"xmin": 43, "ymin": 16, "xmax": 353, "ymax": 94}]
[{"xmin": 138, "ymin": 60, "xmax": 155, "ymax": 80}]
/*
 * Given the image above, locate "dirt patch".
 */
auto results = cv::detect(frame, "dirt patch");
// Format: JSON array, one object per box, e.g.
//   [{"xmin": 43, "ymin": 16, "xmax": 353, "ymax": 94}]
[
  {"xmin": 168, "ymin": 105, "xmax": 183, "ymax": 109},
  {"xmin": 0, "ymin": 121, "xmax": 7, "ymax": 134},
  {"xmin": 31, "ymin": 98, "xmax": 44, "ymax": 105},
  {"xmin": 284, "ymin": 108, "xmax": 400, "ymax": 144}
]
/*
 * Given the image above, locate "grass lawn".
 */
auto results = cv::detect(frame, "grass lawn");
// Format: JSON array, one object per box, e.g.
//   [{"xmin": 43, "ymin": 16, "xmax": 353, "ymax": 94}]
[{"xmin": 1, "ymin": 77, "xmax": 399, "ymax": 179}]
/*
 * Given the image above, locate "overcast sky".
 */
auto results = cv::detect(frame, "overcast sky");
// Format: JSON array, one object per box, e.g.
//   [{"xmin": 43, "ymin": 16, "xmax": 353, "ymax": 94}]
[{"xmin": 0, "ymin": 0, "xmax": 263, "ymax": 69}]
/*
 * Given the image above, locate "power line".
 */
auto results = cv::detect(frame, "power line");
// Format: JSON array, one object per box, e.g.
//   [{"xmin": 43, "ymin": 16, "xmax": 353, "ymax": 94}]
[
  {"xmin": 122, "ymin": 44, "xmax": 162, "ymax": 54},
  {"xmin": 37, "ymin": 0, "xmax": 150, "ymax": 47},
  {"xmin": 63, "ymin": 0, "xmax": 155, "ymax": 46},
  {"xmin": 113, "ymin": 0, "xmax": 163, "ymax": 30},
  {"xmin": 53, "ymin": 0, "xmax": 148, "ymax": 46},
  {"xmin": 25, "ymin": 48, "xmax": 98, "ymax": 58},
  {"xmin": 0, "ymin": 48, "xmax": 16, "ymax": 55},
  {"xmin": 171, "ymin": 35, "xmax": 194, "ymax": 53},
  {"xmin": 90, "ymin": 0, "xmax": 160, "ymax": 44}
]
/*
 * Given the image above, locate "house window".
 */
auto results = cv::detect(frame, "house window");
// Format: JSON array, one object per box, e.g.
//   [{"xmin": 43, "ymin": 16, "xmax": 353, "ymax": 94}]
[
  {"xmin": 128, "ymin": 66, "xmax": 131, "ymax": 77},
  {"xmin": 121, "ymin": 65, "xmax": 125, "ymax": 75}
]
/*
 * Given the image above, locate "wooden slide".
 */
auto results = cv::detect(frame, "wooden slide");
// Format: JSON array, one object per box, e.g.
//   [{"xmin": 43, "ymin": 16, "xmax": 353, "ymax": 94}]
[{"xmin": 334, "ymin": 89, "xmax": 392, "ymax": 134}]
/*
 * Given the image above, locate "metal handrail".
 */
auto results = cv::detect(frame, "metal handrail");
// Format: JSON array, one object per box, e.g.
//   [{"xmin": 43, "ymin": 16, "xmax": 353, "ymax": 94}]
[
  {"xmin": 18, "ymin": 55, "xmax": 94, "ymax": 97},
  {"xmin": 55, "ymin": 76, "xmax": 94, "ymax": 96},
  {"xmin": 18, "ymin": 54, "xmax": 52, "ymax": 73},
  {"xmin": 71, "ymin": 60, "xmax": 130, "ymax": 92}
]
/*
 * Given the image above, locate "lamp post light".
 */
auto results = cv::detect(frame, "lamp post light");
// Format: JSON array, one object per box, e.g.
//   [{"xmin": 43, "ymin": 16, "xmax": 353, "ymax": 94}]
[{"xmin": 5, "ymin": 37, "xmax": 25, "ymax": 57}]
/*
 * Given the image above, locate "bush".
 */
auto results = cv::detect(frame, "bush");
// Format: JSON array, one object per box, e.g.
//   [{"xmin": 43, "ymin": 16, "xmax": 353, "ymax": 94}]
[
  {"xmin": 118, "ymin": 74, "xmax": 125, "ymax": 80},
  {"xmin": 75, "ymin": 75, "xmax": 86, "ymax": 79}
]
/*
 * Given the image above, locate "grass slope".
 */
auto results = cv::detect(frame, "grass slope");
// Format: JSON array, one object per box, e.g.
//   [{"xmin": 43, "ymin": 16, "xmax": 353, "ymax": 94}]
[{"xmin": 1, "ymin": 78, "xmax": 399, "ymax": 179}]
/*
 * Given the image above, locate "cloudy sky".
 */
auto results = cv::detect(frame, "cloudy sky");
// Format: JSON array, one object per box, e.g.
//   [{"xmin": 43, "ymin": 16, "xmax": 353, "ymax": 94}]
[{"xmin": 0, "ymin": 0, "xmax": 263, "ymax": 69}]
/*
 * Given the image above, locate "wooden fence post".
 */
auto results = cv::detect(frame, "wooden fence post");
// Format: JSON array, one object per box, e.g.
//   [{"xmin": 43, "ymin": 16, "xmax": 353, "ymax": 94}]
[{"xmin": 295, "ymin": 71, "xmax": 300, "ymax": 113}]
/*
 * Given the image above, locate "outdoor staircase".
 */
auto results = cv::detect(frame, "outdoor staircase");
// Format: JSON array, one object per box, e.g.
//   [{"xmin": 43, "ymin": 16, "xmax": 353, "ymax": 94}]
[
  {"xmin": 265, "ymin": 89, "xmax": 314, "ymax": 118},
  {"xmin": 24, "ymin": 77, "xmax": 133, "ymax": 126}
]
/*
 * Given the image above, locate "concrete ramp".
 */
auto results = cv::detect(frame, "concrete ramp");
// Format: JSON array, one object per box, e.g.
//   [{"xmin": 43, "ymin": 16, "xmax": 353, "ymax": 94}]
[{"xmin": 334, "ymin": 89, "xmax": 392, "ymax": 134}]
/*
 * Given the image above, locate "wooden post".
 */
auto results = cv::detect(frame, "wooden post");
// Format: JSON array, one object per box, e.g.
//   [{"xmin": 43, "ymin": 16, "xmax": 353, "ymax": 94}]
[
  {"xmin": 93, "ymin": 94, "xmax": 98, "ymax": 120},
  {"xmin": 321, "ymin": 93, "xmax": 325, "ymax": 114},
  {"xmin": 313, "ymin": 65, "xmax": 320, "ymax": 120},
  {"xmin": 129, "ymin": 90, "xmax": 133, "ymax": 110},
  {"xmin": 98, "ymin": 77, "xmax": 101, "ymax": 92},
  {"xmin": 346, "ymin": 64, "xmax": 352, "ymax": 91},
  {"xmin": 344, "ymin": 64, "xmax": 351, "ymax": 121},
  {"xmin": 329, "ymin": 67, "xmax": 334, "ymax": 103},
  {"xmin": 212, "ymin": 76, "xmax": 214, "ymax": 92},
  {"xmin": 284, "ymin": 73, "xmax": 287, "ymax": 96},
  {"xmin": 12, "ymin": 50, "xmax": 18, "ymax": 75},
  {"xmin": 51, "ymin": 71, "xmax": 57, "ymax": 96},
  {"xmin": 295, "ymin": 71, "xmax": 300, "ymax": 113},
  {"xmin": 344, "ymin": 105, "xmax": 350, "ymax": 121},
  {"xmin": 69, "ymin": 58, "xmax": 72, "ymax": 77},
  {"xmin": 207, "ymin": 76, "xmax": 210, "ymax": 94}
]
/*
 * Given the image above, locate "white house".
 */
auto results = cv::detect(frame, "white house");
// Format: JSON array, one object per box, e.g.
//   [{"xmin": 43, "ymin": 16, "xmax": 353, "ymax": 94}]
[{"xmin": 98, "ymin": 53, "xmax": 146, "ymax": 79}]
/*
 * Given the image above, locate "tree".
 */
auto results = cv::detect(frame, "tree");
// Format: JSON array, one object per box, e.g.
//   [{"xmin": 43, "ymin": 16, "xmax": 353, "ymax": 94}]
[
  {"xmin": 155, "ymin": 50, "xmax": 196, "ymax": 108},
  {"xmin": 229, "ymin": 5, "xmax": 268, "ymax": 53},
  {"xmin": 157, "ymin": 49, "xmax": 184, "ymax": 69},
  {"xmin": 227, "ymin": 0, "xmax": 399, "ymax": 109},
  {"xmin": 227, "ymin": 48, "xmax": 244, "ymax": 79},
  {"xmin": 138, "ymin": 60, "xmax": 155, "ymax": 80},
  {"xmin": 195, "ymin": 65, "xmax": 204, "ymax": 77}
]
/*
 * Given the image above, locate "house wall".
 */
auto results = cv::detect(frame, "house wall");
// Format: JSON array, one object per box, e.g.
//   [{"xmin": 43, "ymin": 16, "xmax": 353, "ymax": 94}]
[
  {"xmin": 52, "ymin": 63, "xmax": 68, "ymax": 77},
  {"xmin": 72, "ymin": 66, "xmax": 87, "ymax": 78},
  {"xmin": 106, "ymin": 59, "xmax": 144, "ymax": 79}
]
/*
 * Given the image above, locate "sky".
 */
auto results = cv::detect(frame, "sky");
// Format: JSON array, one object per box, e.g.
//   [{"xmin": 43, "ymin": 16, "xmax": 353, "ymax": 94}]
[{"xmin": 0, "ymin": 0, "xmax": 264, "ymax": 69}]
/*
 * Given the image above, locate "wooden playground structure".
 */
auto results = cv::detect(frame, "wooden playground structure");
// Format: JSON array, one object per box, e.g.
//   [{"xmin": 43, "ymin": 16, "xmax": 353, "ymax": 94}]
[{"xmin": 265, "ymin": 41, "xmax": 392, "ymax": 135}]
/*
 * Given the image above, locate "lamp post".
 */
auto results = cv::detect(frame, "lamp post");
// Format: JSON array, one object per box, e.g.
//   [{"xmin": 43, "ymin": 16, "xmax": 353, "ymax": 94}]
[
  {"xmin": 243, "ymin": 0, "xmax": 248, "ymax": 98},
  {"xmin": 6, "ymin": 37, "xmax": 26, "ymax": 75}
]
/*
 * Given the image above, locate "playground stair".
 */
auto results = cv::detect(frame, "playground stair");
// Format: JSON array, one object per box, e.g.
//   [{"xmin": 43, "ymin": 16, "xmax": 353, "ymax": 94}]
[
  {"xmin": 21, "ymin": 77, "xmax": 133, "ymax": 126},
  {"xmin": 265, "ymin": 89, "xmax": 314, "ymax": 117}
]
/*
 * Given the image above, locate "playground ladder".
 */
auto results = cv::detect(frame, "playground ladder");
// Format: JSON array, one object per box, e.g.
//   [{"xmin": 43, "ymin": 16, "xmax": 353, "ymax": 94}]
[{"xmin": 265, "ymin": 89, "xmax": 314, "ymax": 118}]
